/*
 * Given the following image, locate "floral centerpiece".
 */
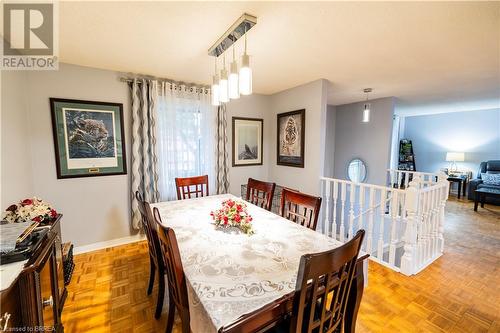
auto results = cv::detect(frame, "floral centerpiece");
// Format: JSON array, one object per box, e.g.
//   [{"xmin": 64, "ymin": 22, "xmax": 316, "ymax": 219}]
[
  {"xmin": 3, "ymin": 197, "xmax": 58, "ymax": 224},
  {"xmin": 210, "ymin": 199, "xmax": 254, "ymax": 235}
]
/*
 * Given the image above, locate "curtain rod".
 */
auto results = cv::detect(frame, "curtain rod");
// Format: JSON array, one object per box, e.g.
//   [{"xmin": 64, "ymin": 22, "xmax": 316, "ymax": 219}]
[{"xmin": 120, "ymin": 76, "xmax": 210, "ymax": 89}]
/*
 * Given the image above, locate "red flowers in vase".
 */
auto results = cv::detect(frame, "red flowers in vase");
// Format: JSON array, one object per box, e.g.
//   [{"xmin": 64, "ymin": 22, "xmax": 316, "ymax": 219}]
[{"xmin": 210, "ymin": 199, "xmax": 254, "ymax": 235}]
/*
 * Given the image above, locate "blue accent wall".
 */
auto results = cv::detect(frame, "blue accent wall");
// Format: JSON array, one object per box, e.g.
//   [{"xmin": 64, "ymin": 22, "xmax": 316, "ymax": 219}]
[{"xmin": 403, "ymin": 109, "xmax": 500, "ymax": 174}]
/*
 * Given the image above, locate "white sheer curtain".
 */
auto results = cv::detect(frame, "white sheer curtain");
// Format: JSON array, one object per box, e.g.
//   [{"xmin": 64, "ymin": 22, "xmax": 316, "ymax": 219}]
[{"xmin": 156, "ymin": 82, "xmax": 216, "ymax": 201}]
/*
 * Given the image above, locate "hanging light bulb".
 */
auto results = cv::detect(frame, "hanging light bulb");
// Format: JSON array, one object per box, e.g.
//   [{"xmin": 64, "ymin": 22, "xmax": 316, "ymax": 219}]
[
  {"xmin": 363, "ymin": 103, "xmax": 370, "ymax": 123},
  {"xmin": 362, "ymin": 88, "xmax": 372, "ymax": 123},
  {"xmin": 229, "ymin": 43, "xmax": 240, "ymax": 99},
  {"xmin": 219, "ymin": 55, "xmax": 229, "ymax": 103},
  {"xmin": 211, "ymin": 58, "xmax": 220, "ymax": 106},
  {"xmin": 239, "ymin": 28, "xmax": 252, "ymax": 95},
  {"xmin": 211, "ymin": 74, "xmax": 220, "ymax": 106}
]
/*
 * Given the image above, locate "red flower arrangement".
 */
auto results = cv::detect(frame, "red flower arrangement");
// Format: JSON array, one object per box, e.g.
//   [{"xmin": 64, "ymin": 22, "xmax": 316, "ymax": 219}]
[
  {"xmin": 210, "ymin": 199, "xmax": 254, "ymax": 235},
  {"xmin": 3, "ymin": 197, "xmax": 58, "ymax": 224}
]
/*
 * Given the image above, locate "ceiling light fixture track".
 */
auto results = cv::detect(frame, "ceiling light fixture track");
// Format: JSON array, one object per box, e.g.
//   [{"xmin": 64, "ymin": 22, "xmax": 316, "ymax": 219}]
[{"xmin": 208, "ymin": 13, "xmax": 257, "ymax": 58}]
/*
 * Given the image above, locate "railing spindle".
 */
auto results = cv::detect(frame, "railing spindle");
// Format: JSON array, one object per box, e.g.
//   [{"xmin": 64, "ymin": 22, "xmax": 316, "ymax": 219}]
[
  {"xmin": 332, "ymin": 181, "xmax": 339, "ymax": 240},
  {"xmin": 366, "ymin": 187, "xmax": 375, "ymax": 254},
  {"xmin": 377, "ymin": 188, "xmax": 387, "ymax": 261},
  {"xmin": 417, "ymin": 192, "xmax": 429, "ymax": 268},
  {"xmin": 438, "ymin": 182, "xmax": 446, "ymax": 253},
  {"xmin": 358, "ymin": 185, "xmax": 365, "ymax": 237},
  {"xmin": 433, "ymin": 187, "xmax": 440, "ymax": 258},
  {"xmin": 427, "ymin": 188, "xmax": 433, "ymax": 257},
  {"xmin": 388, "ymin": 190, "xmax": 398, "ymax": 266},
  {"xmin": 348, "ymin": 183, "xmax": 355, "ymax": 240},
  {"xmin": 340, "ymin": 183, "xmax": 346, "ymax": 242},
  {"xmin": 324, "ymin": 181, "xmax": 331, "ymax": 237},
  {"xmin": 426, "ymin": 189, "xmax": 433, "ymax": 263}
]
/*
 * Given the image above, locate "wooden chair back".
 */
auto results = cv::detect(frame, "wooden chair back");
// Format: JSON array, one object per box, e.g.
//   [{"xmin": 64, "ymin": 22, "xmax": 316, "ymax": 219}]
[
  {"xmin": 175, "ymin": 175, "xmax": 209, "ymax": 200},
  {"xmin": 280, "ymin": 188, "xmax": 322, "ymax": 230},
  {"xmin": 135, "ymin": 191, "xmax": 162, "ymax": 268},
  {"xmin": 246, "ymin": 178, "xmax": 276, "ymax": 211},
  {"xmin": 153, "ymin": 208, "xmax": 190, "ymax": 314},
  {"xmin": 290, "ymin": 230, "xmax": 365, "ymax": 333}
]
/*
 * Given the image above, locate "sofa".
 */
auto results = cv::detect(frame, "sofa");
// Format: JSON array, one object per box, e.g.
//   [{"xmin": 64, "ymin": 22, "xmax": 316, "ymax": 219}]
[{"xmin": 468, "ymin": 160, "xmax": 500, "ymax": 205}]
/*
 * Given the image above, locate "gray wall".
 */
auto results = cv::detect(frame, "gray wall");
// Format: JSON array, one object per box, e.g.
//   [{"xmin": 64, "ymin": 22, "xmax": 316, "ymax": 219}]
[
  {"xmin": 2, "ymin": 64, "xmax": 135, "ymax": 247},
  {"xmin": 402, "ymin": 109, "xmax": 500, "ymax": 173},
  {"xmin": 333, "ymin": 97, "xmax": 395, "ymax": 185},
  {"xmin": 1, "ymin": 71, "xmax": 34, "ymax": 207},
  {"xmin": 268, "ymin": 79, "xmax": 329, "ymax": 195},
  {"xmin": 226, "ymin": 95, "xmax": 271, "ymax": 196},
  {"xmin": 227, "ymin": 79, "xmax": 329, "ymax": 196},
  {"xmin": 323, "ymin": 105, "xmax": 336, "ymax": 178}
]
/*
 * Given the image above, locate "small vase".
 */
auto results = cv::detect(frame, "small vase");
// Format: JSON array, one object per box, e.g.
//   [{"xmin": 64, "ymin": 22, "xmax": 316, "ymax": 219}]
[{"xmin": 215, "ymin": 225, "xmax": 243, "ymax": 235}]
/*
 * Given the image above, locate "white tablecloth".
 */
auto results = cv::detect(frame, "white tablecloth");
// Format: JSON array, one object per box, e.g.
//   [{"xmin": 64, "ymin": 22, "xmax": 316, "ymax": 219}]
[{"xmin": 152, "ymin": 194, "xmax": 344, "ymax": 332}]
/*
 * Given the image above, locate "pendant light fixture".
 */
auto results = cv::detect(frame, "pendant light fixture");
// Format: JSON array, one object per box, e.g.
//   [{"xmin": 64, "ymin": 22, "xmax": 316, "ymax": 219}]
[
  {"xmin": 211, "ymin": 58, "xmax": 220, "ymax": 106},
  {"xmin": 208, "ymin": 13, "xmax": 256, "ymax": 105},
  {"xmin": 362, "ymin": 88, "xmax": 372, "ymax": 123},
  {"xmin": 219, "ymin": 55, "xmax": 229, "ymax": 103},
  {"xmin": 229, "ymin": 45, "xmax": 240, "ymax": 99},
  {"xmin": 239, "ymin": 29, "xmax": 252, "ymax": 95}
]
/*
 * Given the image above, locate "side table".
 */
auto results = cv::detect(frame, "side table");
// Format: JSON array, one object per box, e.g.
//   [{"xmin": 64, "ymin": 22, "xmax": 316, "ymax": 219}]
[{"xmin": 447, "ymin": 176, "xmax": 467, "ymax": 199}]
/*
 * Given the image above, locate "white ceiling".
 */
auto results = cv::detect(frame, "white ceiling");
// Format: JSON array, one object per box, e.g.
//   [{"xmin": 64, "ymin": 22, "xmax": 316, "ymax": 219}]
[{"xmin": 59, "ymin": 1, "xmax": 500, "ymax": 114}]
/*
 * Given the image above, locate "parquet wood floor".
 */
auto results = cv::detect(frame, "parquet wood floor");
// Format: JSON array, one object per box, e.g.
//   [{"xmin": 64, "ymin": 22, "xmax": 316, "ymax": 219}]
[{"xmin": 61, "ymin": 198, "xmax": 500, "ymax": 332}]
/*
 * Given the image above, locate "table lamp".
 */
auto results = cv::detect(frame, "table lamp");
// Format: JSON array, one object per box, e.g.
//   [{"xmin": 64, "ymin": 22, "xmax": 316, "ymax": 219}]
[{"xmin": 446, "ymin": 152, "xmax": 464, "ymax": 173}]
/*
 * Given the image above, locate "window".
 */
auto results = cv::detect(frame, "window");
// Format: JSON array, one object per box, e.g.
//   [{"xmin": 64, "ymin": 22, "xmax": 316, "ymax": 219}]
[{"xmin": 155, "ymin": 90, "xmax": 215, "ymax": 201}]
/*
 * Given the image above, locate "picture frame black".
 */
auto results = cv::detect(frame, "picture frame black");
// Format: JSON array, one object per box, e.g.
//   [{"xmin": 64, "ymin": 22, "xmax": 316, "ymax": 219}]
[
  {"xmin": 232, "ymin": 117, "xmax": 264, "ymax": 167},
  {"xmin": 50, "ymin": 98, "xmax": 127, "ymax": 179},
  {"xmin": 277, "ymin": 109, "xmax": 305, "ymax": 168}
]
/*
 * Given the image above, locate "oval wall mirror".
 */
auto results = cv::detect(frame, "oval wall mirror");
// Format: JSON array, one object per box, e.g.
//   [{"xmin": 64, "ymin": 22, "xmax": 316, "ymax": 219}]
[{"xmin": 347, "ymin": 158, "xmax": 367, "ymax": 183}]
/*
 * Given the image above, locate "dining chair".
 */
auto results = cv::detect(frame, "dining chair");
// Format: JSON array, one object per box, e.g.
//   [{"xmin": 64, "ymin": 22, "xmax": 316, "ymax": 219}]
[
  {"xmin": 153, "ymin": 207, "xmax": 191, "ymax": 333},
  {"xmin": 246, "ymin": 178, "xmax": 276, "ymax": 211},
  {"xmin": 289, "ymin": 229, "xmax": 365, "ymax": 333},
  {"xmin": 175, "ymin": 175, "xmax": 209, "ymax": 200},
  {"xmin": 280, "ymin": 188, "xmax": 322, "ymax": 230},
  {"xmin": 135, "ymin": 191, "xmax": 165, "ymax": 319}
]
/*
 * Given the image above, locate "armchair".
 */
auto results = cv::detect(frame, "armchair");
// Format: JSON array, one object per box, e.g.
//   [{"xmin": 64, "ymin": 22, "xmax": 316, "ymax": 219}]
[{"xmin": 468, "ymin": 160, "xmax": 500, "ymax": 205}]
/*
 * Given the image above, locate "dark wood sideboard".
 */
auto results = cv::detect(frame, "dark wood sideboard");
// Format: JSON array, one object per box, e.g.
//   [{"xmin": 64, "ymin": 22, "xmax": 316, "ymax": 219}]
[{"xmin": 0, "ymin": 215, "xmax": 66, "ymax": 332}]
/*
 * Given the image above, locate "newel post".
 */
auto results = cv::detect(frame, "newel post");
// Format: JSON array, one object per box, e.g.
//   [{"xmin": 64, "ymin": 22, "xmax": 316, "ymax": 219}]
[
  {"xmin": 401, "ymin": 180, "xmax": 420, "ymax": 276},
  {"xmin": 437, "ymin": 172, "xmax": 448, "ymax": 253}
]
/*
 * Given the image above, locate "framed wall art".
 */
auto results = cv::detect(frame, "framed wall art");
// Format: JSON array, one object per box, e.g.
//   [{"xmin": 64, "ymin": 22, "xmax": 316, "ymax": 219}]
[
  {"xmin": 50, "ymin": 98, "xmax": 127, "ymax": 179},
  {"xmin": 277, "ymin": 109, "xmax": 305, "ymax": 168},
  {"xmin": 232, "ymin": 117, "xmax": 263, "ymax": 167}
]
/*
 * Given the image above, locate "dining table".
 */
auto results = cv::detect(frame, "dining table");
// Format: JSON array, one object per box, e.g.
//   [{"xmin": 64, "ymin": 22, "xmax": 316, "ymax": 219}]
[{"xmin": 152, "ymin": 194, "xmax": 368, "ymax": 333}]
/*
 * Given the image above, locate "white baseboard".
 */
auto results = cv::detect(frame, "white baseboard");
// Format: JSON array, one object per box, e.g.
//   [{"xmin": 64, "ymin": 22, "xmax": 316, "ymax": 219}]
[{"xmin": 73, "ymin": 234, "xmax": 146, "ymax": 255}]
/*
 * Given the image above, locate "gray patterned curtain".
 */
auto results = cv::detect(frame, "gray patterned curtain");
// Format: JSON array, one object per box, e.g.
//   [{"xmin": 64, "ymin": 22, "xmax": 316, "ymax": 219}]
[
  {"xmin": 130, "ymin": 79, "xmax": 160, "ymax": 230},
  {"xmin": 215, "ymin": 104, "xmax": 230, "ymax": 194}
]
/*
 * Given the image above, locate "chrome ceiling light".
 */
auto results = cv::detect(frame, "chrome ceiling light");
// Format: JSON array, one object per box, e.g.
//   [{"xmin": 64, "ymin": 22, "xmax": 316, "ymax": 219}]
[
  {"xmin": 239, "ymin": 30, "xmax": 252, "ymax": 96},
  {"xmin": 362, "ymin": 88, "xmax": 372, "ymax": 123},
  {"xmin": 211, "ymin": 58, "xmax": 220, "ymax": 106},
  {"xmin": 208, "ymin": 13, "xmax": 257, "ymax": 106},
  {"xmin": 219, "ymin": 55, "xmax": 229, "ymax": 103},
  {"xmin": 229, "ymin": 45, "xmax": 240, "ymax": 99}
]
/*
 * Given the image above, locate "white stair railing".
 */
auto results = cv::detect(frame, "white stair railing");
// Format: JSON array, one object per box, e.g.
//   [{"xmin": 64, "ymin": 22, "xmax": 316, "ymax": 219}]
[
  {"xmin": 387, "ymin": 169, "xmax": 446, "ymax": 189},
  {"xmin": 321, "ymin": 170, "xmax": 449, "ymax": 276}
]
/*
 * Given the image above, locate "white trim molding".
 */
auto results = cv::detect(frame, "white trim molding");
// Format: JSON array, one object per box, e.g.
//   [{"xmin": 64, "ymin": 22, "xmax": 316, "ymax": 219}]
[{"xmin": 73, "ymin": 233, "xmax": 146, "ymax": 255}]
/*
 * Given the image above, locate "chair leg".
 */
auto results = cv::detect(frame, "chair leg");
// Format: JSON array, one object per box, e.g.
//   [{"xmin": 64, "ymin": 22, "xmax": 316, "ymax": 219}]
[
  {"xmin": 181, "ymin": 311, "xmax": 190, "ymax": 333},
  {"xmin": 165, "ymin": 295, "xmax": 175, "ymax": 333},
  {"xmin": 155, "ymin": 268, "xmax": 165, "ymax": 319},
  {"xmin": 147, "ymin": 258, "xmax": 156, "ymax": 295}
]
